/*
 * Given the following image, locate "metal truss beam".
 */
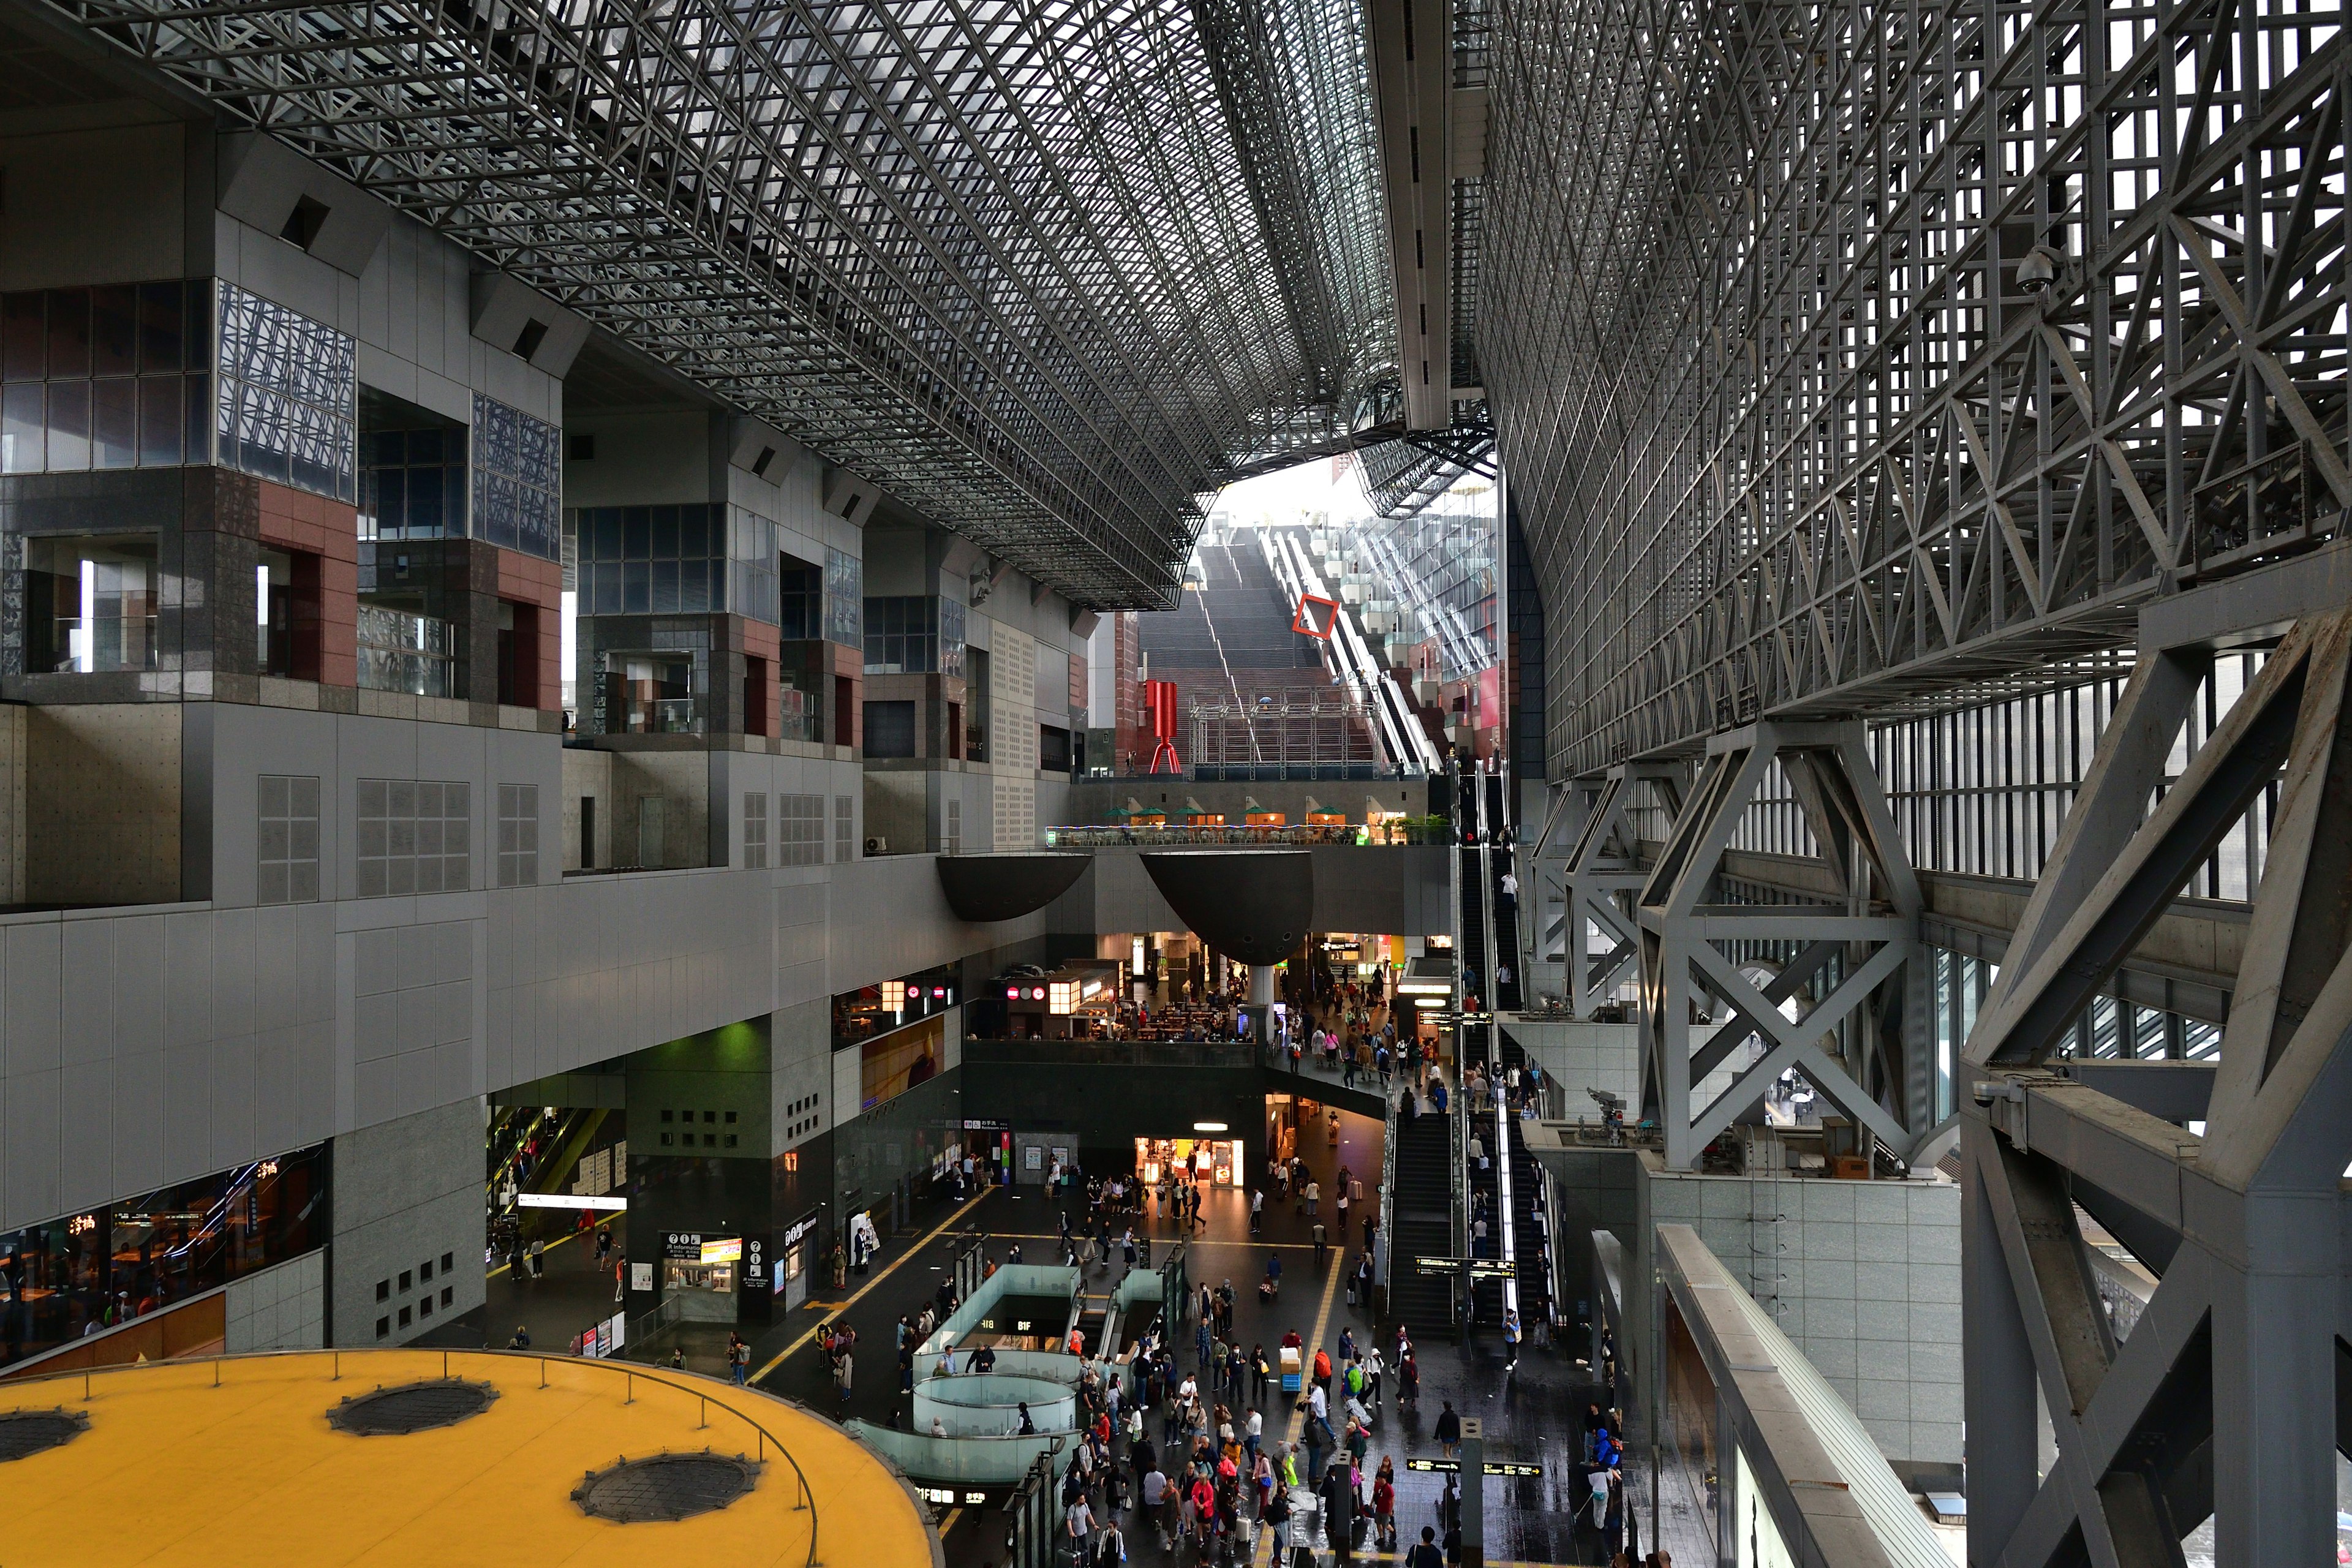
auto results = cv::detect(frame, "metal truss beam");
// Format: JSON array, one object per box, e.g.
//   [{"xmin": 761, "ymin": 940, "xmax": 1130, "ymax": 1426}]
[
  {"xmin": 1561, "ymin": 761, "xmax": 1681, "ymax": 1018},
  {"xmin": 1962, "ymin": 605, "xmax": 2352, "ymax": 1566},
  {"xmin": 1635, "ymin": 720, "xmax": 1925, "ymax": 1167},
  {"xmin": 47, "ymin": 0, "xmax": 1400, "ymax": 608},
  {"xmin": 1484, "ymin": 0, "xmax": 2348, "ymax": 774}
]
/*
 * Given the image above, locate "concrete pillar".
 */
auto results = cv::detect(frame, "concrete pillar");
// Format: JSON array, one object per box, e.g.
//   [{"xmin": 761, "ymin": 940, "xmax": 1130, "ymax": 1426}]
[{"xmin": 1251, "ymin": 963, "xmax": 1275, "ymax": 1047}]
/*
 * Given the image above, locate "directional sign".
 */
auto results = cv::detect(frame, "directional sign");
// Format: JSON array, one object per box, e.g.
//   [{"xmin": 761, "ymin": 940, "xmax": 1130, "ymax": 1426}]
[
  {"xmin": 1405, "ymin": 1459, "xmax": 1543, "ymax": 1477},
  {"xmin": 1414, "ymin": 1256, "xmax": 1518, "ymax": 1280}
]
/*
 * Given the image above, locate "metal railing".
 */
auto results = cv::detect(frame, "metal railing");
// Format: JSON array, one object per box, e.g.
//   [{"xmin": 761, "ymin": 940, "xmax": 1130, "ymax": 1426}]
[
  {"xmin": 624, "ymin": 1292, "xmax": 685, "ymax": 1352},
  {"xmin": 1044, "ymin": 821, "xmax": 1446, "ymax": 846},
  {"xmin": 963, "ymin": 1038, "xmax": 1258, "ymax": 1068},
  {"xmin": 1376, "ymin": 1072, "xmax": 1398, "ymax": 1317},
  {"xmin": 2, "ymin": 1346, "xmax": 823, "ymax": 1566}
]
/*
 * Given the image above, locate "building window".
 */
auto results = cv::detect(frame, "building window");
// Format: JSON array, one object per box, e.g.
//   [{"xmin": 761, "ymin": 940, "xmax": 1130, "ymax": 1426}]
[
  {"xmin": 570, "ymin": 503, "xmax": 725, "ymax": 616},
  {"xmin": 497, "ymin": 783, "xmax": 538, "ymax": 888},
  {"xmin": 598, "ymin": 650, "xmax": 701, "ymax": 735},
  {"xmin": 375, "ymin": 1316, "xmax": 390, "ymax": 1340},
  {"xmin": 730, "ymin": 507, "xmax": 779, "ymax": 625},
  {"xmin": 356, "ymin": 604, "xmax": 455, "ymax": 696},
  {"xmin": 470, "ymin": 394, "xmax": 559, "ymax": 560},
  {"xmin": 215, "ymin": 282, "xmax": 355, "ymax": 501},
  {"xmin": 1, "ymin": 281, "xmax": 209, "ymax": 477},
  {"xmin": 834, "ymin": 794, "xmax": 854, "ymax": 862},
  {"xmin": 778, "ymin": 557, "xmax": 823, "ymax": 639},
  {"xmin": 256, "ymin": 774, "xmax": 322, "ymax": 905},
  {"xmin": 356, "ymin": 778, "xmax": 471, "ymax": 897},
  {"xmin": 361, "ymin": 425, "xmax": 466, "ymax": 540},
  {"xmin": 23, "ymin": 535, "xmax": 159, "ymax": 673},
  {"xmin": 743, "ymin": 792, "xmax": 769, "ymax": 870},
  {"xmin": 824, "ymin": 548, "xmax": 862, "ymax": 646},
  {"xmin": 864, "ymin": 596, "xmax": 938, "ymax": 674},
  {"xmin": 780, "ymin": 793, "xmax": 825, "ymax": 866}
]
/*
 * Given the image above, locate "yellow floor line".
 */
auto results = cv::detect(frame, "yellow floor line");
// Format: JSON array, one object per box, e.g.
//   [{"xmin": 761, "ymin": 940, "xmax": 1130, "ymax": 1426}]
[
  {"xmin": 1256, "ymin": 1246, "xmax": 1347, "ymax": 1567},
  {"xmin": 751, "ymin": 1192, "xmax": 993, "ymax": 1384}
]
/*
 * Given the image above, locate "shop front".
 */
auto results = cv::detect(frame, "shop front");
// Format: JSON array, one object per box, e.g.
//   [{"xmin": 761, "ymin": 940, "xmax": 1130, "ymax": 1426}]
[
  {"xmin": 1134, "ymin": 1134, "xmax": 1243, "ymax": 1188},
  {"xmin": 662, "ymin": 1232, "xmax": 744, "ymax": 1323}
]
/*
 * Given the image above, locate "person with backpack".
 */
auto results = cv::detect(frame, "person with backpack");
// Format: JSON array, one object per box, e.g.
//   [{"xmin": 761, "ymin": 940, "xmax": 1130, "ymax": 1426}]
[{"xmin": 1408, "ymin": 1525, "xmax": 1445, "ymax": 1568}]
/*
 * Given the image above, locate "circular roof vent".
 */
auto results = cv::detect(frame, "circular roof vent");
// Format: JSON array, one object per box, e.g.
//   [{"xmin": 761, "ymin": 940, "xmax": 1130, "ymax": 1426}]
[
  {"xmin": 326, "ymin": 1378, "xmax": 499, "ymax": 1436},
  {"xmin": 572, "ymin": 1451, "xmax": 762, "ymax": 1523},
  {"xmin": 0, "ymin": 1408, "xmax": 89, "ymax": 1462}
]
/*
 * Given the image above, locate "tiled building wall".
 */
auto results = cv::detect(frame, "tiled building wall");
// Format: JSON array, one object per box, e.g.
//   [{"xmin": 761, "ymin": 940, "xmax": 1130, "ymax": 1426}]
[
  {"xmin": 0, "ymin": 703, "xmax": 26, "ymax": 904},
  {"xmin": 224, "ymin": 1249, "xmax": 327, "ymax": 1352},
  {"xmin": 26, "ymin": 703, "xmax": 183, "ymax": 905},
  {"xmin": 1638, "ymin": 1165, "xmax": 1962, "ymax": 1476},
  {"xmin": 330, "ymin": 1099, "xmax": 483, "ymax": 1346}
]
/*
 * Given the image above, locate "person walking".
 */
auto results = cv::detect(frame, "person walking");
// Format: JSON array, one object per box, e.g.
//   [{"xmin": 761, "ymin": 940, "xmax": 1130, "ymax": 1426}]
[
  {"xmin": 1502, "ymin": 1307, "xmax": 1522, "ymax": 1373},
  {"xmin": 1373, "ymin": 1457, "xmax": 1398, "ymax": 1550},
  {"xmin": 1433, "ymin": 1398, "xmax": 1461, "ymax": 1459}
]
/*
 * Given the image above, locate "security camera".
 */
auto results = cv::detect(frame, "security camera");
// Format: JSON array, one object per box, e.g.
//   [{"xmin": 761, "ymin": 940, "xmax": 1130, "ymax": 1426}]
[{"xmin": 1971, "ymin": 1080, "xmax": 1999, "ymax": 1108}]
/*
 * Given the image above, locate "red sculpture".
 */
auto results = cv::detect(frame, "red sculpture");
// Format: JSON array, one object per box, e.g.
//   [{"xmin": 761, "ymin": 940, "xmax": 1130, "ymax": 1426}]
[{"xmin": 1144, "ymin": 679, "xmax": 1182, "ymax": 774}]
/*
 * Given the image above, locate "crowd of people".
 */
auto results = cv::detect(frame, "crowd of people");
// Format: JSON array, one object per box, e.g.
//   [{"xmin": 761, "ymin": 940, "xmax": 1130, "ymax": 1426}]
[{"xmin": 1031, "ymin": 1308, "xmax": 1436, "ymax": 1568}]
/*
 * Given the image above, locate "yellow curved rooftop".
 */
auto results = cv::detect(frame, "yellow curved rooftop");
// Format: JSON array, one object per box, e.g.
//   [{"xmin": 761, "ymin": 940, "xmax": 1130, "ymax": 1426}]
[{"xmin": 0, "ymin": 1349, "xmax": 938, "ymax": 1568}]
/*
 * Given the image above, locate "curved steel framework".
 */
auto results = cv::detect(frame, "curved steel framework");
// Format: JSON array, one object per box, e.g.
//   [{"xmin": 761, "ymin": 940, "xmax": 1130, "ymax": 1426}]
[
  {"xmin": 48, "ymin": 0, "xmax": 1399, "ymax": 607},
  {"xmin": 1484, "ymin": 0, "xmax": 2346, "ymax": 775}
]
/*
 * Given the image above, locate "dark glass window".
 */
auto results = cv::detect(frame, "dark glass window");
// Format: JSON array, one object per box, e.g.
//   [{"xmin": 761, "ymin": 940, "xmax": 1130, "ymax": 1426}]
[
  {"xmin": 0, "ymin": 1143, "xmax": 329, "ymax": 1376},
  {"xmin": 864, "ymin": 699, "xmax": 917, "ymax": 758},
  {"xmin": 0, "ymin": 282, "xmax": 206, "ymax": 477}
]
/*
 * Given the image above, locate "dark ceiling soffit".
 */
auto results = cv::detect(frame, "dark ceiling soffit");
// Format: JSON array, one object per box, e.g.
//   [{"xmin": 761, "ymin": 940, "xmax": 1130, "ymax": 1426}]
[
  {"xmin": 935, "ymin": 852, "xmax": 1092, "ymax": 922},
  {"xmin": 1140, "ymin": 850, "xmax": 1315, "ymax": 965}
]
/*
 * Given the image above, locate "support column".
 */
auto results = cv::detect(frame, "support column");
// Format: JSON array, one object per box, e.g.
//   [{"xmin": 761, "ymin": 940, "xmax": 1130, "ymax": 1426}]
[{"xmin": 1251, "ymin": 963, "xmax": 1275, "ymax": 1049}]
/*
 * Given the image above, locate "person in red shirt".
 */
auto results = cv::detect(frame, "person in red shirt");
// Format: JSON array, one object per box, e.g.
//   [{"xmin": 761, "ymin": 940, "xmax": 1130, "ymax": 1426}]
[
  {"xmin": 1313, "ymin": 1346, "xmax": 1333, "ymax": 1399},
  {"xmin": 1373, "ymin": 1457, "xmax": 1398, "ymax": 1548}
]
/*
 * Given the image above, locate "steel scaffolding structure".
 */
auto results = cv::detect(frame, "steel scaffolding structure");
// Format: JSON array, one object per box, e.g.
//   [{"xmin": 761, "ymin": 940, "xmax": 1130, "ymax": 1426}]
[
  {"xmin": 1483, "ymin": 0, "xmax": 2346, "ymax": 776},
  {"xmin": 45, "ymin": 0, "xmax": 1403, "ymax": 608}
]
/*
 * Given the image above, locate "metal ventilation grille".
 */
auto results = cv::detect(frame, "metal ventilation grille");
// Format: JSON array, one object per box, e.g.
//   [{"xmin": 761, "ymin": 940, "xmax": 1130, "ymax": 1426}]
[
  {"xmin": 326, "ymin": 1379, "xmax": 498, "ymax": 1436},
  {"xmin": 572, "ymin": 1452, "xmax": 761, "ymax": 1523},
  {"xmin": 0, "ymin": 1408, "xmax": 89, "ymax": 1461}
]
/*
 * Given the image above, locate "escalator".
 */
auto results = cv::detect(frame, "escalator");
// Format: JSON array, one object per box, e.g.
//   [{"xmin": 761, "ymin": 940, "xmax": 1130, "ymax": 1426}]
[
  {"xmin": 1505, "ymin": 1117, "xmax": 1555, "ymax": 1333},
  {"xmin": 1387, "ymin": 1110, "xmax": 1455, "ymax": 1335}
]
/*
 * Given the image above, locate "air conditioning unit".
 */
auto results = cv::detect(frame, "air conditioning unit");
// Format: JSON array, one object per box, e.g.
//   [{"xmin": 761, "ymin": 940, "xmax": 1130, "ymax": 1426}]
[{"xmin": 864, "ymin": 835, "xmax": 889, "ymax": 855}]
